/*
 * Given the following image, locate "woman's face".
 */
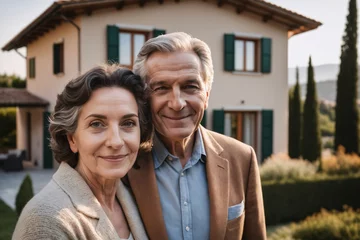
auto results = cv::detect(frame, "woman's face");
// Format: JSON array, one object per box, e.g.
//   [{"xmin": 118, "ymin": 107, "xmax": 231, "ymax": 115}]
[{"xmin": 67, "ymin": 87, "xmax": 140, "ymax": 180}]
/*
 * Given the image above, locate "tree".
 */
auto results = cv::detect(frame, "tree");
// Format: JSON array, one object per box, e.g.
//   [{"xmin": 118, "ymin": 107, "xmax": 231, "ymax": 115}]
[
  {"xmin": 302, "ymin": 56, "xmax": 321, "ymax": 161},
  {"xmin": 335, "ymin": 0, "xmax": 359, "ymax": 154},
  {"xmin": 288, "ymin": 67, "xmax": 302, "ymax": 158}
]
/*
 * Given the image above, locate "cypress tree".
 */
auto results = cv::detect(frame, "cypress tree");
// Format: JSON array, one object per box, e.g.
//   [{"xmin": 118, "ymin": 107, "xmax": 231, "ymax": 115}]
[
  {"xmin": 335, "ymin": 0, "xmax": 359, "ymax": 154},
  {"xmin": 288, "ymin": 67, "xmax": 302, "ymax": 158},
  {"xmin": 302, "ymin": 57, "xmax": 321, "ymax": 162}
]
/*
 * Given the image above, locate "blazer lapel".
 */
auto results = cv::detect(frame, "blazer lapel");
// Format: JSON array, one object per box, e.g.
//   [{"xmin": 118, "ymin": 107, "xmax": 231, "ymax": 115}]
[
  {"xmin": 200, "ymin": 126, "xmax": 229, "ymax": 240},
  {"xmin": 116, "ymin": 180, "xmax": 148, "ymax": 240},
  {"xmin": 52, "ymin": 162, "xmax": 119, "ymax": 239},
  {"xmin": 128, "ymin": 152, "xmax": 168, "ymax": 240}
]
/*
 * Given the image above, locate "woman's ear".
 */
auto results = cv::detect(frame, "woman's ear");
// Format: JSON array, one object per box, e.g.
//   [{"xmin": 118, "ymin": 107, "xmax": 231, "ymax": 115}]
[{"xmin": 67, "ymin": 134, "xmax": 78, "ymax": 153}]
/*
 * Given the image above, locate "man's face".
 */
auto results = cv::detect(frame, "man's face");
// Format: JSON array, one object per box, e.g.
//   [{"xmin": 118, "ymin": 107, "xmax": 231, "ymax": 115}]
[{"xmin": 146, "ymin": 51, "xmax": 209, "ymax": 144}]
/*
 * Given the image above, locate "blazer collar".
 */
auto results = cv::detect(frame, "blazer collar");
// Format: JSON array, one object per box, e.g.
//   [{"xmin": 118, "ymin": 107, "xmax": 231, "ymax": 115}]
[
  {"xmin": 200, "ymin": 126, "xmax": 229, "ymax": 240},
  {"xmin": 53, "ymin": 162, "xmax": 148, "ymax": 240},
  {"xmin": 128, "ymin": 152, "xmax": 168, "ymax": 240},
  {"xmin": 128, "ymin": 126, "xmax": 230, "ymax": 240}
]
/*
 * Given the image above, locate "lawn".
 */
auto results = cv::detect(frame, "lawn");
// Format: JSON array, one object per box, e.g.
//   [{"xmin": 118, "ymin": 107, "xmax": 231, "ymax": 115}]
[{"xmin": 0, "ymin": 199, "xmax": 17, "ymax": 240}]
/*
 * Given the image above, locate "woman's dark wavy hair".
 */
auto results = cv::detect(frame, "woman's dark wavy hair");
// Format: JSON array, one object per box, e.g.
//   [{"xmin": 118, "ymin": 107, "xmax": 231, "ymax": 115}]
[{"xmin": 49, "ymin": 64, "xmax": 152, "ymax": 167}]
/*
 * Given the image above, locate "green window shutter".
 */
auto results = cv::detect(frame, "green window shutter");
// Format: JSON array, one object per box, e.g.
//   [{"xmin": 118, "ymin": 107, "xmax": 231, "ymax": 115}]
[
  {"xmin": 32, "ymin": 58, "xmax": 35, "ymax": 78},
  {"xmin": 29, "ymin": 58, "xmax": 35, "ymax": 78},
  {"xmin": 261, "ymin": 109, "xmax": 273, "ymax": 161},
  {"xmin": 261, "ymin": 38, "xmax": 272, "ymax": 73},
  {"xmin": 212, "ymin": 109, "xmax": 225, "ymax": 134},
  {"xmin": 224, "ymin": 34, "xmax": 235, "ymax": 72},
  {"xmin": 43, "ymin": 111, "xmax": 53, "ymax": 169},
  {"xmin": 53, "ymin": 44, "xmax": 60, "ymax": 74},
  {"xmin": 201, "ymin": 109, "xmax": 207, "ymax": 128},
  {"xmin": 153, "ymin": 29, "xmax": 166, "ymax": 38},
  {"xmin": 107, "ymin": 25, "xmax": 119, "ymax": 63}
]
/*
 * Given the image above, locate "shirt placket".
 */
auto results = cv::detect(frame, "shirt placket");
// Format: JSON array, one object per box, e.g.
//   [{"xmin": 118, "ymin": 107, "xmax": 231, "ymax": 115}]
[{"xmin": 179, "ymin": 165, "xmax": 193, "ymax": 240}]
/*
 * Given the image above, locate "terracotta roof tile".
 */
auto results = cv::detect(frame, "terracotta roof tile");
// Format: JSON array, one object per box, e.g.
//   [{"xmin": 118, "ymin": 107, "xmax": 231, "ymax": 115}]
[{"xmin": 0, "ymin": 88, "xmax": 49, "ymax": 107}]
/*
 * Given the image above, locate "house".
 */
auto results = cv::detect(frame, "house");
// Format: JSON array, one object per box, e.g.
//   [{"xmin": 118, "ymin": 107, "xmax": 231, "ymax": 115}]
[{"xmin": 2, "ymin": 0, "xmax": 321, "ymax": 169}]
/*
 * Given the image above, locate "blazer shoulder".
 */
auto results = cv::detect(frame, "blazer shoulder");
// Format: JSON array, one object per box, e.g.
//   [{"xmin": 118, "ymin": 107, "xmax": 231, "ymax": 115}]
[{"xmin": 205, "ymin": 129, "xmax": 253, "ymax": 155}]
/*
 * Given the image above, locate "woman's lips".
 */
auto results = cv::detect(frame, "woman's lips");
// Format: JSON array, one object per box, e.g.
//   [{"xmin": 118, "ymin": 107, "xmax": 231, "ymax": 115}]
[{"xmin": 99, "ymin": 155, "xmax": 128, "ymax": 162}]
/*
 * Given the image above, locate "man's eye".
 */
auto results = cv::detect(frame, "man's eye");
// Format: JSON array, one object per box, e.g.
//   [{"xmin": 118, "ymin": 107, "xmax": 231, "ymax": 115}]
[
  {"xmin": 90, "ymin": 121, "xmax": 105, "ymax": 128},
  {"xmin": 122, "ymin": 120, "xmax": 137, "ymax": 128},
  {"xmin": 184, "ymin": 85, "xmax": 199, "ymax": 90},
  {"xmin": 153, "ymin": 86, "xmax": 168, "ymax": 92}
]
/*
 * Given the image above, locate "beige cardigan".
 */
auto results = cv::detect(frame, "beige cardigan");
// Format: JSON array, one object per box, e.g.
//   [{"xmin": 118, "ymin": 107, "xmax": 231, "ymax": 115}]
[{"xmin": 12, "ymin": 162, "xmax": 148, "ymax": 240}]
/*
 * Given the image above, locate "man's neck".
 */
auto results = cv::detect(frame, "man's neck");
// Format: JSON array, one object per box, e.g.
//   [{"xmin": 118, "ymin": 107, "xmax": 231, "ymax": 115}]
[{"xmin": 158, "ymin": 132, "xmax": 196, "ymax": 168}]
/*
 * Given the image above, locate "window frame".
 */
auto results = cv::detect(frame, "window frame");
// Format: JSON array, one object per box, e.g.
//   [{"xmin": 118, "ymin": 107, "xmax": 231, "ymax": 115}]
[
  {"xmin": 225, "ymin": 110, "xmax": 258, "ymax": 151},
  {"xmin": 234, "ymin": 37, "xmax": 259, "ymax": 73},
  {"xmin": 118, "ymin": 29, "xmax": 149, "ymax": 69}
]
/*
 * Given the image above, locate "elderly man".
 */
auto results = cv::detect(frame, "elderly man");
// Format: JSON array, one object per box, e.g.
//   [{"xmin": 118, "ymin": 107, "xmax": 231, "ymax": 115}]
[{"xmin": 128, "ymin": 32, "xmax": 266, "ymax": 240}]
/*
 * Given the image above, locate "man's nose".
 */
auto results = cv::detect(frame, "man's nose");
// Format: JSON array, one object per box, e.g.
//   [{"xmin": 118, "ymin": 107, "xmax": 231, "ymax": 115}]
[
  {"xmin": 105, "ymin": 126, "xmax": 124, "ymax": 149},
  {"xmin": 168, "ymin": 88, "xmax": 186, "ymax": 111}
]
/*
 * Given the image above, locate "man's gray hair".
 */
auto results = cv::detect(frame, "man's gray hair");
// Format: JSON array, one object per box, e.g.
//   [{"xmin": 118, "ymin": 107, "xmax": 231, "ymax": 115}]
[{"xmin": 133, "ymin": 32, "xmax": 214, "ymax": 91}]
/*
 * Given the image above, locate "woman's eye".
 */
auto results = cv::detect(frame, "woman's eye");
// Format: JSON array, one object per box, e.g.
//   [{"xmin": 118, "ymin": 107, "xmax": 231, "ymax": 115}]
[
  {"xmin": 90, "ymin": 121, "xmax": 105, "ymax": 128},
  {"xmin": 122, "ymin": 120, "xmax": 136, "ymax": 128}
]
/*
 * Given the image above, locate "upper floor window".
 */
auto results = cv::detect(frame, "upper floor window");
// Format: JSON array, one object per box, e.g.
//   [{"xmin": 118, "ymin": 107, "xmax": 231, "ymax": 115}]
[
  {"xmin": 234, "ymin": 38, "xmax": 258, "ymax": 72},
  {"xmin": 107, "ymin": 25, "xmax": 166, "ymax": 69},
  {"xmin": 53, "ymin": 42, "xmax": 64, "ymax": 74},
  {"xmin": 29, "ymin": 57, "xmax": 36, "ymax": 79},
  {"xmin": 119, "ymin": 30, "xmax": 149, "ymax": 68},
  {"xmin": 224, "ymin": 33, "xmax": 271, "ymax": 73}
]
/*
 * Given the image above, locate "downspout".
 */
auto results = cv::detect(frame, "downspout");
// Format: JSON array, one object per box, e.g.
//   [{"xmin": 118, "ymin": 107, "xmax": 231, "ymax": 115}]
[
  {"xmin": 60, "ymin": 14, "xmax": 81, "ymax": 75},
  {"xmin": 14, "ymin": 49, "xmax": 26, "ymax": 59}
]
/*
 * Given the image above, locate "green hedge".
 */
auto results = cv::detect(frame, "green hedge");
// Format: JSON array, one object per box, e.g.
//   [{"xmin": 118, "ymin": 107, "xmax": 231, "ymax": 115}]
[
  {"xmin": 263, "ymin": 176, "xmax": 360, "ymax": 225},
  {"xmin": 0, "ymin": 108, "xmax": 16, "ymax": 151}
]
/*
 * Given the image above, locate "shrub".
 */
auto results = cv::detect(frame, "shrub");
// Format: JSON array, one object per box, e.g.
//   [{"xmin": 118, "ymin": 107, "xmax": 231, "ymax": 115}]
[
  {"xmin": 263, "ymin": 176, "xmax": 360, "ymax": 225},
  {"xmin": 0, "ymin": 108, "xmax": 16, "ymax": 151},
  {"xmin": 15, "ymin": 174, "xmax": 34, "ymax": 216},
  {"xmin": 268, "ymin": 208, "xmax": 360, "ymax": 240},
  {"xmin": 322, "ymin": 146, "xmax": 360, "ymax": 175},
  {"xmin": 260, "ymin": 153, "xmax": 317, "ymax": 183}
]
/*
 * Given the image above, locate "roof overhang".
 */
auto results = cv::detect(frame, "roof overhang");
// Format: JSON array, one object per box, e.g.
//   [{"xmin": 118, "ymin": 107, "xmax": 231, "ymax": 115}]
[
  {"xmin": 2, "ymin": 0, "xmax": 322, "ymax": 51},
  {"xmin": 0, "ymin": 88, "xmax": 49, "ymax": 108}
]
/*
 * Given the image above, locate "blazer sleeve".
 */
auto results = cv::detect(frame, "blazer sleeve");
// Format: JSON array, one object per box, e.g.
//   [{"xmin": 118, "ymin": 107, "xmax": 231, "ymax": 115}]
[
  {"xmin": 12, "ymin": 208, "xmax": 77, "ymax": 240},
  {"xmin": 243, "ymin": 147, "xmax": 267, "ymax": 239}
]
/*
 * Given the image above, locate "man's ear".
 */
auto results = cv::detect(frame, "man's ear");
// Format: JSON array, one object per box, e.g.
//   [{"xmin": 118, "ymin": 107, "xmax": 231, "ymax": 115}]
[
  {"xmin": 204, "ymin": 89, "xmax": 210, "ymax": 109},
  {"xmin": 67, "ymin": 134, "xmax": 78, "ymax": 153}
]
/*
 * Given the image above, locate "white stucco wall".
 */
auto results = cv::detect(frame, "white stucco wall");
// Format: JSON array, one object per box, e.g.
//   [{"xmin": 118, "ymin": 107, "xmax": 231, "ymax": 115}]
[
  {"xmin": 24, "ymin": 18, "xmax": 80, "ymax": 167},
  {"xmin": 80, "ymin": 0, "xmax": 289, "ymax": 154}
]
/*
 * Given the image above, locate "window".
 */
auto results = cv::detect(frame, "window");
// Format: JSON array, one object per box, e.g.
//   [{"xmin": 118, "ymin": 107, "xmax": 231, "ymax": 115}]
[
  {"xmin": 119, "ymin": 30, "xmax": 148, "ymax": 68},
  {"xmin": 53, "ymin": 42, "xmax": 64, "ymax": 74},
  {"xmin": 224, "ymin": 34, "xmax": 271, "ymax": 73},
  {"xmin": 234, "ymin": 38, "xmax": 258, "ymax": 72},
  {"xmin": 224, "ymin": 111, "xmax": 258, "ymax": 150},
  {"xmin": 29, "ymin": 57, "xmax": 35, "ymax": 79},
  {"xmin": 107, "ymin": 26, "xmax": 166, "ymax": 67}
]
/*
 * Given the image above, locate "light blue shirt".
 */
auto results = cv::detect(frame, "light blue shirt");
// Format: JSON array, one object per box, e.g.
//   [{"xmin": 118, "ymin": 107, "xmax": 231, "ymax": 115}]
[{"xmin": 153, "ymin": 130, "xmax": 210, "ymax": 240}]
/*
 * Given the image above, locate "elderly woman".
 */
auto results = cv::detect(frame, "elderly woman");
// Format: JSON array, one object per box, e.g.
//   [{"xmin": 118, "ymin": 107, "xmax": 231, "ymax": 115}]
[{"xmin": 12, "ymin": 65, "xmax": 152, "ymax": 240}]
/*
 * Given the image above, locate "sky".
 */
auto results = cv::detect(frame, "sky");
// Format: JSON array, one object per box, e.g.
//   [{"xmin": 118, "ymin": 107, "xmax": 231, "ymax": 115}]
[{"xmin": 0, "ymin": 0, "xmax": 356, "ymax": 78}]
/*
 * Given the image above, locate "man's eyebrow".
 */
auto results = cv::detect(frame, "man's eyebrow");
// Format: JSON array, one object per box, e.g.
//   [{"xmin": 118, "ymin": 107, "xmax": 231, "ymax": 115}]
[{"xmin": 149, "ymin": 80, "xmax": 168, "ymax": 88}]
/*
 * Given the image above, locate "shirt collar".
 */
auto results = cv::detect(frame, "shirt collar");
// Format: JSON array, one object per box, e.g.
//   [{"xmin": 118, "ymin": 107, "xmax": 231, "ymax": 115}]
[{"xmin": 153, "ymin": 130, "xmax": 207, "ymax": 169}]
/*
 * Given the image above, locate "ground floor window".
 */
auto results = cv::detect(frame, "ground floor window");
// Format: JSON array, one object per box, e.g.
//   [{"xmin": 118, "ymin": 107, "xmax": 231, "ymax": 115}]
[{"xmin": 224, "ymin": 111, "xmax": 258, "ymax": 151}]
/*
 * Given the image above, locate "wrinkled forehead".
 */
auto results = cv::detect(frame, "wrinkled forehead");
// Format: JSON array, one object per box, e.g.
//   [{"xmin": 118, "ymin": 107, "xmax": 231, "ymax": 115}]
[{"xmin": 144, "ymin": 50, "xmax": 207, "ymax": 84}]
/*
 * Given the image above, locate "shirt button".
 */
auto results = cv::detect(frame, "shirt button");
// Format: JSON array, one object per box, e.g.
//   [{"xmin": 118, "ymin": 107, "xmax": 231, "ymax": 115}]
[
  {"xmin": 181, "ymin": 172, "xmax": 185, "ymax": 176},
  {"xmin": 184, "ymin": 201, "xmax": 188, "ymax": 206},
  {"xmin": 168, "ymin": 156, "xmax": 173, "ymax": 161},
  {"xmin": 185, "ymin": 226, "xmax": 190, "ymax": 232}
]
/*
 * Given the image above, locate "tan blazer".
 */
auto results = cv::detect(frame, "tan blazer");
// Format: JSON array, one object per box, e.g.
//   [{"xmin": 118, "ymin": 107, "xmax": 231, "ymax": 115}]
[
  {"xmin": 13, "ymin": 162, "xmax": 148, "ymax": 240},
  {"xmin": 128, "ymin": 126, "xmax": 266, "ymax": 240}
]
